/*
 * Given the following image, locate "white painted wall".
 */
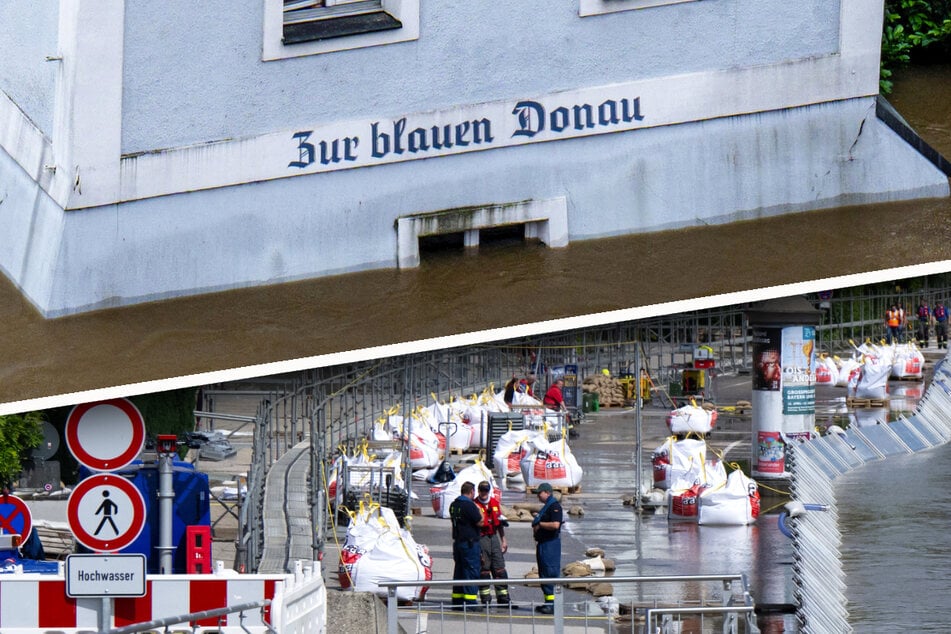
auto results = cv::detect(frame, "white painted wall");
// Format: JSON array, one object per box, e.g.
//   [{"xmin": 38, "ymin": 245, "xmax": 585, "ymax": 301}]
[
  {"xmin": 29, "ymin": 97, "xmax": 948, "ymax": 316},
  {"xmin": 119, "ymin": 0, "xmax": 840, "ymax": 154},
  {"xmin": 0, "ymin": 0, "xmax": 59, "ymax": 136}
]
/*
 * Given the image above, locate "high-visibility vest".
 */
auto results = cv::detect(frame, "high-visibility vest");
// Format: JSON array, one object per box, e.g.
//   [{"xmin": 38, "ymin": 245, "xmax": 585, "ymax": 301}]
[{"xmin": 886, "ymin": 310, "xmax": 900, "ymax": 327}]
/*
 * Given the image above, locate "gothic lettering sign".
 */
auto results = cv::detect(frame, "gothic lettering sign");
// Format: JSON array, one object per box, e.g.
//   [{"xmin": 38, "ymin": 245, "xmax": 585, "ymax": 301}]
[
  {"xmin": 285, "ymin": 92, "xmax": 645, "ymax": 172},
  {"xmin": 118, "ymin": 83, "xmax": 653, "ymax": 202}
]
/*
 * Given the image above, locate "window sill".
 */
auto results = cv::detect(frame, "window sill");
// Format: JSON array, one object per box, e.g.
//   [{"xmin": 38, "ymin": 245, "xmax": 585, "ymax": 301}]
[
  {"xmin": 283, "ymin": 9, "xmax": 402, "ymax": 44},
  {"xmin": 263, "ymin": 0, "xmax": 419, "ymax": 60},
  {"xmin": 580, "ymin": 0, "xmax": 700, "ymax": 18}
]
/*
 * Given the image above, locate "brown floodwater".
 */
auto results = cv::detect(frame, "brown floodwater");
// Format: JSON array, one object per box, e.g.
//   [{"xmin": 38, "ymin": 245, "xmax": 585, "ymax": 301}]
[{"xmin": 1, "ymin": 66, "xmax": 949, "ymax": 409}]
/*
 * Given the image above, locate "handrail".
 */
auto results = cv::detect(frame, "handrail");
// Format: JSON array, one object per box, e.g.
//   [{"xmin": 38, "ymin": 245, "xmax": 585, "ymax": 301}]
[
  {"xmin": 101, "ymin": 600, "xmax": 272, "ymax": 634},
  {"xmin": 379, "ymin": 573, "xmax": 746, "ymax": 589},
  {"xmin": 379, "ymin": 573, "xmax": 755, "ymax": 634}
]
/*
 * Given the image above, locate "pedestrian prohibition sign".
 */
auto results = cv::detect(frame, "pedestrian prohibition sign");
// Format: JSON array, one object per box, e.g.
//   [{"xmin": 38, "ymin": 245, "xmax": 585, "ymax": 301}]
[
  {"xmin": 0, "ymin": 494, "xmax": 32, "ymax": 540},
  {"xmin": 67, "ymin": 474, "xmax": 146, "ymax": 552}
]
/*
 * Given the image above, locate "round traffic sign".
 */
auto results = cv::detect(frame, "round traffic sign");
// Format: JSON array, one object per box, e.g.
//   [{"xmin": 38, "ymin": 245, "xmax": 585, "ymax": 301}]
[
  {"xmin": 65, "ymin": 399, "xmax": 146, "ymax": 471},
  {"xmin": 0, "ymin": 495, "xmax": 32, "ymax": 541},
  {"xmin": 67, "ymin": 474, "xmax": 147, "ymax": 552}
]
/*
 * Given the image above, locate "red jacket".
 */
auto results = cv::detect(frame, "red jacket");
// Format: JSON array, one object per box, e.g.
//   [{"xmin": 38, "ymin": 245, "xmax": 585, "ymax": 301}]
[
  {"xmin": 474, "ymin": 495, "xmax": 504, "ymax": 537},
  {"xmin": 543, "ymin": 385, "xmax": 565, "ymax": 409}
]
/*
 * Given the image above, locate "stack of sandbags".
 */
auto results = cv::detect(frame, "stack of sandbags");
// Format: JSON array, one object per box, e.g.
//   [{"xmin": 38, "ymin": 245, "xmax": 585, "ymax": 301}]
[{"xmin": 582, "ymin": 374, "xmax": 625, "ymax": 407}]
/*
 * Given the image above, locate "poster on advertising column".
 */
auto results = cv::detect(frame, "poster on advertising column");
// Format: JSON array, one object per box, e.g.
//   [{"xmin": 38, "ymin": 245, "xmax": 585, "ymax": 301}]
[
  {"xmin": 781, "ymin": 326, "xmax": 816, "ymax": 419},
  {"xmin": 752, "ymin": 326, "xmax": 817, "ymax": 477},
  {"xmin": 752, "ymin": 327, "xmax": 784, "ymax": 475}
]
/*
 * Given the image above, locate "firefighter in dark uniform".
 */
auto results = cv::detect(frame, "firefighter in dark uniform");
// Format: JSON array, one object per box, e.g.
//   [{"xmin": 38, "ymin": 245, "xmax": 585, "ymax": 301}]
[
  {"xmin": 474, "ymin": 480, "xmax": 514, "ymax": 607},
  {"xmin": 532, "ymin": 481, "xmax": 563, "ymax": 614},
  {"xmin": 449, "ymin": 481, "xmax": 484, "ymax": 609}
]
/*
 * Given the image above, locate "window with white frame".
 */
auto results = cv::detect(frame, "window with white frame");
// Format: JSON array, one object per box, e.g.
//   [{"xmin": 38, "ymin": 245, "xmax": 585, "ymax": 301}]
[
  {"xmin": 263, "ymin": 0, "xmax": 419, "ymax": 60},
  {"xmin": 579, "ymin": 0, "xmax": 700, "ymax": 18}
]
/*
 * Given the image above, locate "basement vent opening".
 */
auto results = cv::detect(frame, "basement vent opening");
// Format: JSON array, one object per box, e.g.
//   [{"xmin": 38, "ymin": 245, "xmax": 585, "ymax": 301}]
[
  {"xmin": 396, "ymin": 197, "xmax": 569, "ymax": 269},
  {"xmin": 480, "ymin": 224, "xmax": 531, "ymax": 248},
  {"xmin": 418, "ymin": 232, "xmax": 465, "ymax": 255},
  {"xmin": 418, "ymin": 224, "xmax": 535, "ymax": 259}
]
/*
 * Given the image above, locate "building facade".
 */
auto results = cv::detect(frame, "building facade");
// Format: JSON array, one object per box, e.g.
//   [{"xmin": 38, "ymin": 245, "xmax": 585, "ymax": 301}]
[{"xmin": 0, "ymin": 0, "xmax": 947, "ymax": 317}]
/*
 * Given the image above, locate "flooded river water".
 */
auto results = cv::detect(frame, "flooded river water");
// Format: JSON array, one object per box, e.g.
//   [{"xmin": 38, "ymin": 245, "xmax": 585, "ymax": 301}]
[
  {"xmin": 836, "ymin": 66, "xmax": 951, "ymax": 632},
  {"xmin": 838, "ymin": 443, "xmax": 951, "ymax": 633}
]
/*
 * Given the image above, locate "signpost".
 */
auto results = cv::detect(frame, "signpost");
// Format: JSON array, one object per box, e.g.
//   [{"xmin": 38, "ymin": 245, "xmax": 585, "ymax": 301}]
[
  {"xmin": 65, "ymin": 554, "xmax": 147, "ymax": 597},
  {"xmin": 65, "ymin": 398, "xmax": 146, "ymax": 472},
  {"xmin": 0, "ymin": 494, "xmax": 32, "ymax": 541},
  {"xmin": 67, "ymin": 474, "xmax": 147, "ymax": 553},
  {"xmin": 64, "ymin": 398, "xmax": 152, "ymax": 631}
]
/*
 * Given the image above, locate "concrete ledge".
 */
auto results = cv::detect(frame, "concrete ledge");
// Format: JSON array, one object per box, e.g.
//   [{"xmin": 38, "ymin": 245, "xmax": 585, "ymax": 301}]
[{"xmin": 325, "ymin": 590, "xmax": 404, "ymax": 634}]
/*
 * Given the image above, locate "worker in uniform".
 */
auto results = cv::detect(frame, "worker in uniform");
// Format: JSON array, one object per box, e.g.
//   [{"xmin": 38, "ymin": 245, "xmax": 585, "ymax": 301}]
[
  {"xmin": 885, "ymin": 305, "xmax": 902, "ymax": 344},
  {"xmin": 474, "ymin": 481, "xmax": 514, "ymax": 607},
  {"xmin": 531, "ymin": 481, "xmax": 563, "ymax": 615},
  {"xmin": 639, "ymin": 367, "xmax": 653, "ymax": 403},
  {"xmin": 449, "ymin": 481, "xmax": 484, "ymax": 610},
  {"xmin": 917, "ymin": 300, "xmax": 932, "ymax": 345},
  {"xmin": 936, "ymin": 301, "xmax": 949, "ymax": 349}
]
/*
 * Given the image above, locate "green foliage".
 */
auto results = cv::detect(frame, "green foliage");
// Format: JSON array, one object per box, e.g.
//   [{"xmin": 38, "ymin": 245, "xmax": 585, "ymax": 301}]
[
  {"xmin": 130, "ymin": 389, "xmax": 198, "ymax": 459},
  {"xmin": 129, "ymin": 389, "xmax": 198, "ymax": 440},
  {"xmin": 0, "ymin": 411, "xmax": 45, "ymax": 489},
  {"xmin": 881, "ymin": 0, "xmax": 951, "ymax": 92}
]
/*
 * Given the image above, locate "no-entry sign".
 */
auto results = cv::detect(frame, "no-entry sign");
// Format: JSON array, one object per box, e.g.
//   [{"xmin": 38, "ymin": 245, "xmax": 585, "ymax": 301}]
[
  {"xmin": 0, "ymin": 495, "xmax": 32, "ymax": 540},
  {"xmin": 67, "ymin": 474, "xmax": 146, "ymax": 552},
  {"xmin": 65, "ymin": 399, "xmax": 146, "ymax": 471}
]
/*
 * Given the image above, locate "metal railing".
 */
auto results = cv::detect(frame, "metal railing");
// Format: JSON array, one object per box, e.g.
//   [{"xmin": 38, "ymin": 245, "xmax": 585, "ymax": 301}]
[
  {"xmin": 225, "ymin": 284, "xmax": 951, "ymax": 573},
  {"xmin": 379, "ymin": 574, "xmax": 759, "ymax": 634},
  {"xmin": 102, "ymin": 600, "xmax": 272, "ymax": 634}
]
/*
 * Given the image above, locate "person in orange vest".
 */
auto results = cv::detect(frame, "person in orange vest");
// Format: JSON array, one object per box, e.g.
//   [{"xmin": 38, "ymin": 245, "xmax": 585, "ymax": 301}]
[
  {"xmin": 885, "ymin": 304, "xmax": 902, "ymax": 344},
  {"xmin": 474, "ymin": 481, "xmax": 514, "ymax": 607}
]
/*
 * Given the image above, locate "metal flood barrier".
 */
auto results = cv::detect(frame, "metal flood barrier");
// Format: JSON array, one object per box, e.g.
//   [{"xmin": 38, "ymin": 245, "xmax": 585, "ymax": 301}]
[
  {"xmin": 785, "ymin": 353, "xmax": 951, "ymax": 633},
  {"xmin": 380, "ymin": 574, "xmax": 759, "ymax": 634}
]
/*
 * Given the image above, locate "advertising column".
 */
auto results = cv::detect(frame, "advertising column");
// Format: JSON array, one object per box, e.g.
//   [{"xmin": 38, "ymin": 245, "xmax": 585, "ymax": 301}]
[{"xmin": 747, "ymin": 298, "xmax": 820, "ymax": 480}]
